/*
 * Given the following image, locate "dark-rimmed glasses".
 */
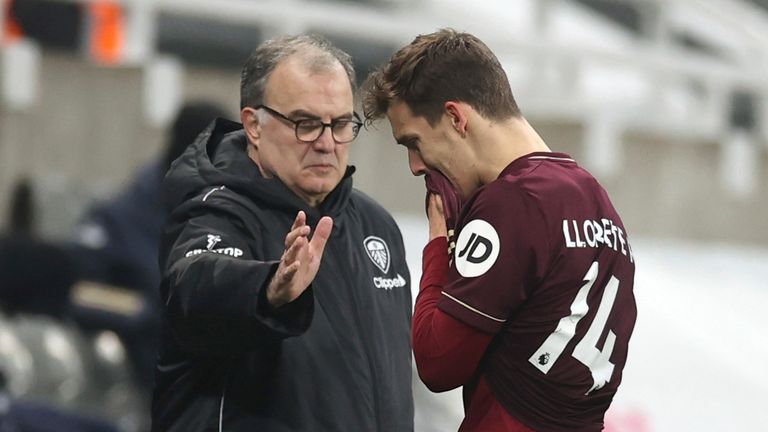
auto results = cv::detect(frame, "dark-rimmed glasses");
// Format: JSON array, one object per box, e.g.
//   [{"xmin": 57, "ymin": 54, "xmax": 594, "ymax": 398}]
[{"xmin": 255, "ymin": 105, "xmax": 363, "ymax": 144}]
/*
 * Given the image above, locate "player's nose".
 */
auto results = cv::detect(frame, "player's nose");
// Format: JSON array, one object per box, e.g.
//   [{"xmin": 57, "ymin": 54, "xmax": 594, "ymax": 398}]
[{"xmin": 408, "ymin": 148, "xmax": 427, "ymax": 176}]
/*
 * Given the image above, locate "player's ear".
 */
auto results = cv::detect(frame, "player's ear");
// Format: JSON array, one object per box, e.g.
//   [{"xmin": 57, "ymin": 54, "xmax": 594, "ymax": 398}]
[
  {"xmin": 240, "ymin": 107, "xmax": 263, "ymax": 147},
  {"xmin": 444, "ymin": 101, "xmax": 468, "ymax": 137}
]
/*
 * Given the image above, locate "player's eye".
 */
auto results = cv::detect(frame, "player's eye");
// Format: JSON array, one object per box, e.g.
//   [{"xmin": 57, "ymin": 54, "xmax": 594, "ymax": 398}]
[{"xmin": 403, "ymin": 139, "xmax": 419, "ymax": 150}]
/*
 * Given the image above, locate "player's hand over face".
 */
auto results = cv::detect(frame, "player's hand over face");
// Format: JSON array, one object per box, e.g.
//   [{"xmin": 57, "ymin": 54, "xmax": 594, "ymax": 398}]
[
  {"xmin": 427, "ymin": 193, "xmax": 448, "ymax": 241},
  {"xmin": 266, "ymin": 211, "xmax": 333, "ymax": 308},
  {"xmin": 424, "ymin": 169, "xmax": 460, "ymax": 242}
]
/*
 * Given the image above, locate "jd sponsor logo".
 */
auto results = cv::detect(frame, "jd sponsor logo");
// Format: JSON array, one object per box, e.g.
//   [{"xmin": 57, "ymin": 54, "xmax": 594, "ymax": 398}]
[
  {"xmin": 363, "ymin": 236, "xmax": 390, "ymax": 274},
  {"xmin": 373, "ymin": 274, "xmax": 406, "ymax": 290},
  {"xmin": 455, "ymin": 219, "xmax": 500, "ymax": 277}
]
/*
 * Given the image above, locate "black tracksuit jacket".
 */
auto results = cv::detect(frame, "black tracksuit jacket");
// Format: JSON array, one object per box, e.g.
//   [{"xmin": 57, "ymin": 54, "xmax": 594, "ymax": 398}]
[{"xmin": 151, "ymin": 119, "xmax": 414, "ymax": 431}]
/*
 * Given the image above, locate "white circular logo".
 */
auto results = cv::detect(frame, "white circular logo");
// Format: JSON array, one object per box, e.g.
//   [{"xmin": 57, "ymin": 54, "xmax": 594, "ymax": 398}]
[{"xmin": 454, "ymin": 219, "xmax": 500, "ymax": 277}]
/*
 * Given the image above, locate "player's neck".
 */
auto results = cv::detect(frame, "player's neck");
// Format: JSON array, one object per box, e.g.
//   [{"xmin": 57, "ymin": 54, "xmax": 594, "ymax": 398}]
[{"xmin": 472, "ymin": 116, "xmax": 550, "ymax": 184}]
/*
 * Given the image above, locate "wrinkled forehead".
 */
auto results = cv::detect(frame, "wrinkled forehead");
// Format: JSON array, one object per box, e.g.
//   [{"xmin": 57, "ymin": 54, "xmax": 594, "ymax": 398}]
[{"xmin": 265, "ymin": 56, "xmax": 354, "ymax": 114}]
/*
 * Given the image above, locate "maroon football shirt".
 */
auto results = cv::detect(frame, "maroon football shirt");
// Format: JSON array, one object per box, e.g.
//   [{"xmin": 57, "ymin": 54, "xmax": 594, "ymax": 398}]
[{"xmin": 438, "ymin": 152, "xmax": 637, "ymax": 431}]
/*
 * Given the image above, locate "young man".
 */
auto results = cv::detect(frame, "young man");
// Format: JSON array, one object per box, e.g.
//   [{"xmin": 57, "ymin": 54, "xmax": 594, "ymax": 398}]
[
  {"xmin": 363, "ymin": 29, "xmax": 637, "ymax": 431},
  {"xmin": 152, "ymin": 35, "xmax": 413, "ymax": 431}
]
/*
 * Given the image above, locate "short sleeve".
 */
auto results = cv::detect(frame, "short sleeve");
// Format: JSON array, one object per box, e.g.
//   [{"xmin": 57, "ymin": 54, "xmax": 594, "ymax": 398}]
[{"xmin": 438, "ymin": 184, "xmax": 549, "ymax": 333}]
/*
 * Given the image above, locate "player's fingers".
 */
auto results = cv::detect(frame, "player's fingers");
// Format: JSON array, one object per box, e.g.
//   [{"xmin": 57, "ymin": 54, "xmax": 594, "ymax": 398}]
[
  {"xmin": 435, "ymin": 194, "xmax": 444, "ymax": 214},
  {"xmin": 428, "ymin": 194, "xmax": 444, "ymax": 218},
  {"xmin": 309, "ymin": 217, "xmax": 333, "ymax": 256}
]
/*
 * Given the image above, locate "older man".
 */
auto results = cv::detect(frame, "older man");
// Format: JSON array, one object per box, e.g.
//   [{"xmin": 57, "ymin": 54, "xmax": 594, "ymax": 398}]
[{"xmin": 152, "ymin": 35, "xmax": 413, "ymax": 431}]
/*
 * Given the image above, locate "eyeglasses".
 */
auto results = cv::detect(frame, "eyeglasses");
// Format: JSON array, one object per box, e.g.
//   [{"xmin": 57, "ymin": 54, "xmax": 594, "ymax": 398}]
[{"xmin": 255, "ymin": 105, "xmax": 363, "ymax": 144}]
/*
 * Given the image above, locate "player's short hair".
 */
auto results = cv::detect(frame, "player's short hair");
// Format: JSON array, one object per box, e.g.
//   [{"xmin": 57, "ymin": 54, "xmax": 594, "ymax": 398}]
[
  {"xmin": 240, "ymin": 34, "xmax": 356, "ymax": 109},
  {"xmin": 362, "ymin": 28, "xmax": 520, "ymax": 125}
]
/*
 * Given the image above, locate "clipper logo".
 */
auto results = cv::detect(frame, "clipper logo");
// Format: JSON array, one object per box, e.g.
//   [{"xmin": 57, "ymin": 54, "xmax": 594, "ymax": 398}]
[
  {"xmin": 373, "ymin": 274, "xmax": 406, "ymax": 290},
  {"xmin": 455, "ymin": 219, "xmax": 500, "ymax": 277},
  {"xmin": 206, "ymin": 234, "xmax": 221, "ymax": 250},
  {"xmin": 363, "ymin": 236, "xmax": 390, "ymax": 274},
  {"xmin": 185, "ymin": 234, "xmax": 244, "ymax": 258}
]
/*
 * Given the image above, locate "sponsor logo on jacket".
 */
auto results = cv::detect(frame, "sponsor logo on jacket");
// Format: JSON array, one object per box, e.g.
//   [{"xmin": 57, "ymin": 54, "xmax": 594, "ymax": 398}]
[
  {"xmin": 364, "ymin": 236, "xmax": 406, "ymax": 290},
  {"xmin": 373, "ymin": 274, "xmax": 406, "ymax": 290},
  {"xmin": 185, "ymin": 234, "xmax": 243, "ymax": 258},
  {"xmin": 206, "ymin": 234, "xmax": 221, "ymax": 250}
]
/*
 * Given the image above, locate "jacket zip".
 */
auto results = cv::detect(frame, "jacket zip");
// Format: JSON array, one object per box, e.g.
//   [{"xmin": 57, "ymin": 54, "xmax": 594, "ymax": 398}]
[
  {"xmin": 326, "ymin": 237, "xmax": 381, "ymax": 431},
  {"xmin": 218, "ymin": 386, "xmax": 226, "ymax": 432}
]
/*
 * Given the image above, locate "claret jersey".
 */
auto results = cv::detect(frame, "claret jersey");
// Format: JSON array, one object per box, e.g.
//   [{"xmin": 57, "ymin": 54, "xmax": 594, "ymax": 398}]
[{"xmin": 438, "ymin": 152, "xmax": 637, "ymax": 431}]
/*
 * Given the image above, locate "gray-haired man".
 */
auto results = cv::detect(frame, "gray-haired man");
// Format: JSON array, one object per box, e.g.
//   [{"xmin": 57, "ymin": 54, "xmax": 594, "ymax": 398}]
[{"xmin": 152, "ymin": 35, "xmax": 413, "ymax": 432}]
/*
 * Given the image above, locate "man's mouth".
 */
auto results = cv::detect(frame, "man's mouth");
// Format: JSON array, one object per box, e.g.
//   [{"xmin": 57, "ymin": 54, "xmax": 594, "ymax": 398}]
[{"xmin": 306, "ymin": 163, "xmax": 335, "ymax": 171}]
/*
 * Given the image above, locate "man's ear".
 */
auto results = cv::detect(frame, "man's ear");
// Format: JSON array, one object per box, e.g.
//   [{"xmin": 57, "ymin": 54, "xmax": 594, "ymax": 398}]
[
  {"xmin": 240, "ymin": 107, "xmax": 262, "ymax": 148},
  {"xmin": 444, "ymin": 101, "xmax": 468, "ymax": 137}
]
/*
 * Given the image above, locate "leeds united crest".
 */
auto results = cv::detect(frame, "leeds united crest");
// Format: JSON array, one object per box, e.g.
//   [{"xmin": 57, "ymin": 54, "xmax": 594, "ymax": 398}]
[{"xmin": 363, "ymin": 236, "xmax": 390, "ymax": 274}]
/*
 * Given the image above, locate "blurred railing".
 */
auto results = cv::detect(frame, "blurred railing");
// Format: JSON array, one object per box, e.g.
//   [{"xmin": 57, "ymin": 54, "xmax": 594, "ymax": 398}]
[
  {"xmin": 1, "ymin": 0, "xmax": 767, "ymax": 241},
  {"xmin": 22, "ymin": 0, "xmax": 768, "ymax": 143}
]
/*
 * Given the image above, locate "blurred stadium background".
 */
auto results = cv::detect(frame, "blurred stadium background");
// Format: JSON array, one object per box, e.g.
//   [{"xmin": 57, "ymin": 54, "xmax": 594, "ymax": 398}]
[{"xmin": 0, "ymin": 0, "xmax": 766, "ymax": 431}]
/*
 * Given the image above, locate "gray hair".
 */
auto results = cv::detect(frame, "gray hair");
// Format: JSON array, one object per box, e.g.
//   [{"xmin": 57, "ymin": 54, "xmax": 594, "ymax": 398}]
[{"xmin": 240, "ymin": 34, "xmax": 356, "ymax": 109}]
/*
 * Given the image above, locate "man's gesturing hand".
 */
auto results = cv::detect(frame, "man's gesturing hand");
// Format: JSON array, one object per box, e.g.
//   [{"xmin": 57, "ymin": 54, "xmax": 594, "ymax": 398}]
[{"xmin": 267, "ymin": 211, "xmax": 333, "ymax": 308}]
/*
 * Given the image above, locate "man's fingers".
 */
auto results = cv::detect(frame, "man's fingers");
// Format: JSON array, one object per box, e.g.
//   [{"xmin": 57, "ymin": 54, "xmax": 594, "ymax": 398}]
[
  {"xmin": 279, "ymin": 261, "xmax": 300, "ymax": 283},
  {"xmin": 283, "ymin": 235, "xmax": 306, "ymax": 265},
  {"xmin": 427, "ymin": 194, "xmax": 445, "ymax": 219},
  {"xmin": 309, "ymin": 217, "xmax": 333, "ymax": 255},
  {"xmin": 427, "ymin": 194, "xmax": 448, "ymax": 241},
  {"xmin": 270, "ymin": 217, "xmax": 331, "ymax": 305},
  {"xmin": 290, "ymin": 210, "xmax": 306, "ymax": 231},
  {"xmin": 435, "ymin": 194, "xmax": 444, "ymax": 214},
  {"xmin": 284, "ymin": 225, "xmax": 310, "ymax": 249}
]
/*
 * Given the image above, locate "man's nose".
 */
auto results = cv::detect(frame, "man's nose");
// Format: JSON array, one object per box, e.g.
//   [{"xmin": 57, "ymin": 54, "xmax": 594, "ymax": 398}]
[
  {"xmin": 408, "ymin": 148, "xmax": 427, "ymax": 176},
  {"xmin": 311, "ymin": 126, "xmax": 336, "ymax": 152}
]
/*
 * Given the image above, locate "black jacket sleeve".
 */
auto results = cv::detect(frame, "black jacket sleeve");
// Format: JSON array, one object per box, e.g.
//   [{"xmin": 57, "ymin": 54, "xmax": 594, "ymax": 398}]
[{"xmin": 160, "ymin": 206, "xmax": 313, "ymax": 357}]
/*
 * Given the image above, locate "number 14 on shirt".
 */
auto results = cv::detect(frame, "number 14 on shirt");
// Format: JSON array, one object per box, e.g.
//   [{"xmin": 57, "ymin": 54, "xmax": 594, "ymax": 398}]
[{"xmin": 529, "ymin": 261, "xmax": 620, "ymax": 395}]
